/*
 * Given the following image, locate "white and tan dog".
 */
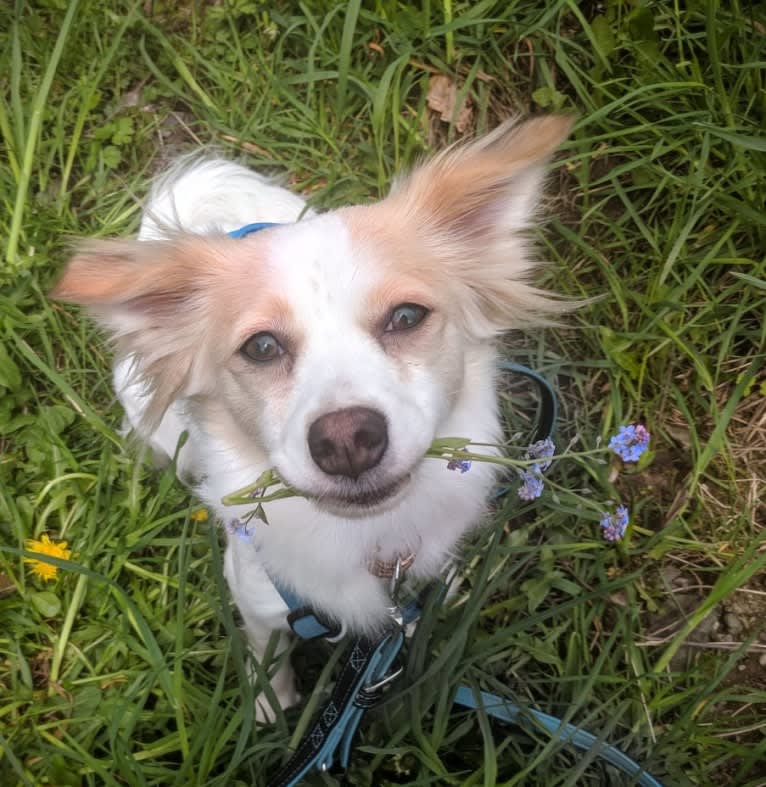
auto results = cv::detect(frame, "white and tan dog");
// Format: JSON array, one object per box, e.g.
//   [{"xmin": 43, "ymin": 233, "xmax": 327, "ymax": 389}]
[{"xmin": 53, "ymin": 115, "xmax": 572, "ymax": 718}]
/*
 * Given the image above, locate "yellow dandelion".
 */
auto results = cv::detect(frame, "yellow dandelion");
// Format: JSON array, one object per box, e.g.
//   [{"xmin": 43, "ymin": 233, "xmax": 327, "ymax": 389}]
[
  {"xmin": 190, "ymin": 508, "xmax": 209, "ymax": 523},
  {"xmin": 24, "ymin": 534, "xmax": 72, "ymax": 582}
]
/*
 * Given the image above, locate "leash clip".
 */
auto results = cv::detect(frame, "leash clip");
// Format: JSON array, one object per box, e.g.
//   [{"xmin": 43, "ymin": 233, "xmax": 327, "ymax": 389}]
[
  {"xmin": 386, "ymin": 557, "xmax": 407, "ymax": 627},
  {"xmin": 354, "ymin": 662, "xmax": 404, "ymax": 709}
]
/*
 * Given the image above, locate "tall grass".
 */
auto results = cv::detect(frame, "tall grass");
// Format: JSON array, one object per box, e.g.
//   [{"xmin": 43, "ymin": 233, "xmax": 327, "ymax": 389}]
[{"xmin": 1, "ymin": 1, "xmax": 764, "ymax": 785}]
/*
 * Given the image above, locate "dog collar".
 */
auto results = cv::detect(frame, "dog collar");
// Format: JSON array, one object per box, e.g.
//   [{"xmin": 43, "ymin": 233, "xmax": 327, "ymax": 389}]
[{"xmin": 227, "ymin": 221, "xmax": 281, "ymax": 238}]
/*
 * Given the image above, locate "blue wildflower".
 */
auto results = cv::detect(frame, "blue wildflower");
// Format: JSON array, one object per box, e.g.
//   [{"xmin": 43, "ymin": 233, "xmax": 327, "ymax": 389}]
[
  {"xmin": 600, "ymin": 505, "xmax": 629, "ymax": 542},
  {"xmin": 526, "ymin": 437, "xmax": 555, "ymax": 471},
  {"xmin": 518, "ymin": 468, "xmax": 545, "ymax": 501},
  {"xmin": 226, "ymin": 518, "xmax": 253, "ymax": 543},
  {"xmin": 447, "ymin": 458, "xmax": 472, "ymax": 474},
  {"xmin": 608, "ymin": 424, "xmax": 650, "ymax": 463},
  {"xmin": 516, "ymin": 437, "xmax": 555, "ymax": 501}
]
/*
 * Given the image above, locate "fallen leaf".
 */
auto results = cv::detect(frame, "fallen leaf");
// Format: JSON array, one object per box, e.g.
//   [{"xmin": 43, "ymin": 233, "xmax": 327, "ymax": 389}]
[
  {"xmin": 219, "ymin": 135, "xmax": 273, "ymax": 158},
  {"xmin": 0, "ymin": 573, "xmax": 16, "ymax": 598},
  {"xmin": 426, "ymin": 74, "xmax": 473, "ymax": 133},
  {"xmin": 118, "ymin": 80, "xmax": 147, "ymax": 110}
]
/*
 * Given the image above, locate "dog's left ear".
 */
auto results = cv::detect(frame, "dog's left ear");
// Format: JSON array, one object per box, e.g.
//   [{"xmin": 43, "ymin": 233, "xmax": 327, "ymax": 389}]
[{"xmin": 387, "ymin": 115, "xmax": 575, "ymax": 335}]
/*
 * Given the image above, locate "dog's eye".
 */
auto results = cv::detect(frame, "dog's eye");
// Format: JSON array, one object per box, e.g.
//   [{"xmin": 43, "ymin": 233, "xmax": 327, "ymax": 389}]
[
  {"xmin": 240, "ymin": 332, "xmax": 284, "ymax": 362},
  {"xmin": 385, "ymin": 303, "xmax": 429, "ymax": 332}
]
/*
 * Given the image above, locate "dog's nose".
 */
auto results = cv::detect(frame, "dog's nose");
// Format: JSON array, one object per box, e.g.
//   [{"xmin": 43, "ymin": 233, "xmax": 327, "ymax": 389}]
[{"xmin": 308, "ymin": 407, "xmax": 388, "ymax": 479}]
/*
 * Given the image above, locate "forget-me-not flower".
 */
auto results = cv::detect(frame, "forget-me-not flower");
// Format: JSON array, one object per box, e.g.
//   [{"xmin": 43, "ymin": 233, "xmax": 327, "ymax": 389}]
[
  {"xmin": 516, "ymin": 437, "xmax": 556, "ymax": 501},
  {"xmin": 518, "ymin": 469, "xmax": 545, "ymax": 501},
  {"xmin": 609, "ymin": 424, "xmax": 650, "ymax": 463},
  {"xmin": 600, "ymin": 505, "xmax": 630, "ymax": 541},
  {"xmin": 447, "ymin": 458, "xmax": 472, "ymax": 474}
]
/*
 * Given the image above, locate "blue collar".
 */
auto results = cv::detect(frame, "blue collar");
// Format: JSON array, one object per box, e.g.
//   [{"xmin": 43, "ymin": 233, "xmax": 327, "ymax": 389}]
[{"xmin": 227, "ymin": 221, "xmax": 281, "ymax": 238}]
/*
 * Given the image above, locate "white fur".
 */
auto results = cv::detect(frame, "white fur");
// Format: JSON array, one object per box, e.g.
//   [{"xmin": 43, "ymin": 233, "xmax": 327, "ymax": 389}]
[{"xmin": 139, "ymin": 157, "xmax": 311, "ymax": 239}]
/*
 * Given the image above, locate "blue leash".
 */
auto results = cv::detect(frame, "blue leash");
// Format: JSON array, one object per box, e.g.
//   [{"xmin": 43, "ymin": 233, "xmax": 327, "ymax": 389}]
[
  {"xmin": 453, "ymin": 688, "xmax": 663, "ymax": 787},
  {"xmin": 228, "ymin": 222, "xmax": 663, "ymax": 787}
]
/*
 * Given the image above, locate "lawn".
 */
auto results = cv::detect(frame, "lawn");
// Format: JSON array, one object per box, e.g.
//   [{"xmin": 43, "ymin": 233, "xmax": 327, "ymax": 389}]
[{"xmin": 1, "ymin": 1, "xmax": 765, "ymax": 785}]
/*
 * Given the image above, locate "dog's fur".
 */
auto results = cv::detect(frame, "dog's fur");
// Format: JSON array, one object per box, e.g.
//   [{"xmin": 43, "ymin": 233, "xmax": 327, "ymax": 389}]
[{"xmin": 52, "ymin": 116, "xmax": 573, "ymax": 718}]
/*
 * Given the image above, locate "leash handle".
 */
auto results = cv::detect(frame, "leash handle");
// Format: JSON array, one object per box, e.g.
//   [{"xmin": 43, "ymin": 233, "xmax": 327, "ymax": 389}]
[{"xmin": 454, "ymin": 686, "xmax": 664, "ymax": 787}]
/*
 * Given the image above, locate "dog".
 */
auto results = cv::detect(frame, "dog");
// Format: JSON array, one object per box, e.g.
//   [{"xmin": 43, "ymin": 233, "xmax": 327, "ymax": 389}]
[{"xmin": 52, "ymin": 115, "xmax": 573, "ymax": 720}]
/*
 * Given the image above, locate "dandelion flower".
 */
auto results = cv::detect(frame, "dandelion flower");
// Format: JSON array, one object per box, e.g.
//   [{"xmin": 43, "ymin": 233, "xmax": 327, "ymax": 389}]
[
  {"xmin": 600, "ymin": 505, "xmax": 630, "ymax": 542},
  {"xmin": 24, "ymin": 534, "xmax": 72, "ymax": 581},
  {"xmin": 608, "ymin": 424, "xmax": 650, "ymax": 463},
  {"xmin": 447, "ymin": 458, "xmax": 472, "ymax": 474},
  {"xmin": 190, "ymin": 508, "xmax": 208, "ymax": 522}
]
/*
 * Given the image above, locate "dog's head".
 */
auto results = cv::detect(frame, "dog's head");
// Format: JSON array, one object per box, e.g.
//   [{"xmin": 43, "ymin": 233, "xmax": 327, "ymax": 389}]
[{"xmin": 52, "ymin": 116, "xmax": 573, "ymax": 515}]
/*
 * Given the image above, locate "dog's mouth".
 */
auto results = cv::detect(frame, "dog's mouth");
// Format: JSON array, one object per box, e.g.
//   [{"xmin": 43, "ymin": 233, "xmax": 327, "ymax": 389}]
[{"xmin": 308, "ymin": 473, "xmax": 411, "ymax": 516}]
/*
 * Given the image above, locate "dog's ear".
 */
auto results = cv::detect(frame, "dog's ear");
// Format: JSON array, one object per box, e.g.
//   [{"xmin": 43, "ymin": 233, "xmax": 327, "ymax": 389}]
[
  {"xmin": 387, "ymin": 115, "xmax": 575, "ymax": 336},
  {"xmin": 52, "ymin": 237, "xmax": 236, "ymax": 424}
]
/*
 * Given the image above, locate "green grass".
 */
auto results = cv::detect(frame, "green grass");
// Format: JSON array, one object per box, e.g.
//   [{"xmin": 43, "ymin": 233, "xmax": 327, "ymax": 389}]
[{"xmin": 1, "ymin": 0, "xmax": 765, "ymax": 784}]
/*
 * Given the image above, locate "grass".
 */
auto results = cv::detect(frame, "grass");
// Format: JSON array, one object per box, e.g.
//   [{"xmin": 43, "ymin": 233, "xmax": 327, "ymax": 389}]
[{"xmin": 1, "ymin": 0, "xmax": 765, "ymax": 784}]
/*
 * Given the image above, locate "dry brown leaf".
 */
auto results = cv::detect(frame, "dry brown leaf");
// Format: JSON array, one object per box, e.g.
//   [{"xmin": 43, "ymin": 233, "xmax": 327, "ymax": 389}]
[
  {"xmin": 0, "ymin": 573, "xmax": 15, "ymax": 598},
  {"xmin": 426, "ymin": 74, "xmax": 473, "ymax": 133},
  {"xmin": 219, "ymin": 135, "xmax": 273, "ymax": 158}
]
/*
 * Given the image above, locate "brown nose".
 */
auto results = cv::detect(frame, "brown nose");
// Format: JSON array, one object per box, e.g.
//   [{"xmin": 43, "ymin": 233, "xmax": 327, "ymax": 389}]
[{"xmin": 308, "ymin": 407, "xmax": 388, "ymax": 478}]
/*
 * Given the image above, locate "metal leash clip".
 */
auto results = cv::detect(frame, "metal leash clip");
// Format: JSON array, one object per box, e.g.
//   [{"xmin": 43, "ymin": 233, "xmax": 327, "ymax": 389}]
[
  {"xmin": 386, "ymin": 557, "xmax": 407, "ymax": 628},
  {"xmin": 353, "ymin": 662, "xmax": 404, "ymax": 709}
]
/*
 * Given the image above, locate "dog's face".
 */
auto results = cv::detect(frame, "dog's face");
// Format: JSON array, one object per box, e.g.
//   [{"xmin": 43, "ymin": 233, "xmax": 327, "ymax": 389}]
[
  {"xmin": 217, "ymin": 212, "xmax": 467, "ymax": 515},
  {"xmin": 52, "ymin": 116, "xmax": 572, "ymax": 515}
]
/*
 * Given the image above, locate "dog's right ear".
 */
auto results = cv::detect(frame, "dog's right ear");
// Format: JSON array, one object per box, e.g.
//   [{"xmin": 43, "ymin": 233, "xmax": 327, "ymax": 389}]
[
  {"xmin": 52, "ymin": 237, "xmax": 236, "ymax": 424},
  {"xmin": 383, "ymin": 115, "xmax": 575, "ymax": 336}
]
